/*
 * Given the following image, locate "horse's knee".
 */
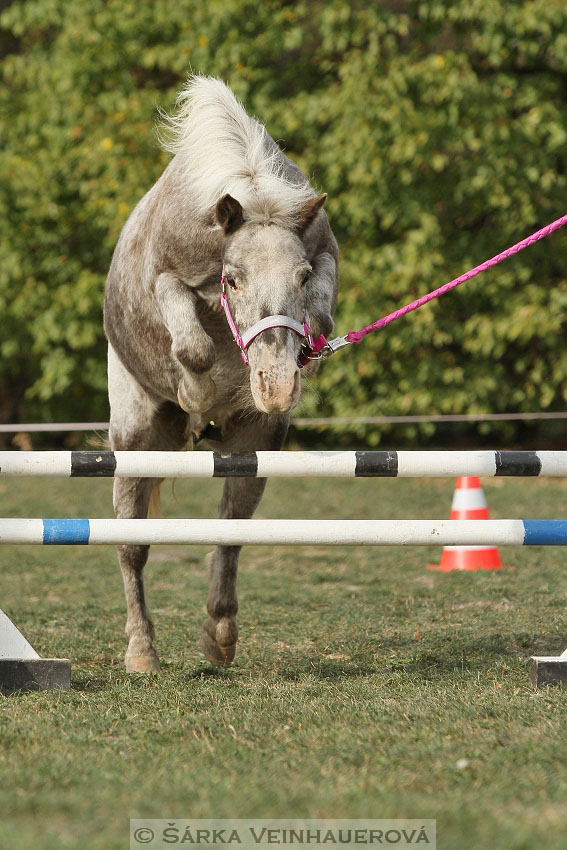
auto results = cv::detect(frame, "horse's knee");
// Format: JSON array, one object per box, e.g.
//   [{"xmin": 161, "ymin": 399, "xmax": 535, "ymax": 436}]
[
  {"xmin": 118, "ymin": 542, "xmax": 150, "ymax": 570},
  {"xmin": 173, "ymin": 334, "xmax": 215, "ymax": 374}
]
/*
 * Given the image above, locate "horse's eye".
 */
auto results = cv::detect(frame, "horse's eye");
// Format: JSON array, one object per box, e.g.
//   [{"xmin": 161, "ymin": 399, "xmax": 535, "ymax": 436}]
[
  {"xmin": 300, "ymin": 268, "xmax": 312, "ymax": 286},
  {"xmin": 226, "ymin": 274, "xmax": 238, "ymax": 290}
]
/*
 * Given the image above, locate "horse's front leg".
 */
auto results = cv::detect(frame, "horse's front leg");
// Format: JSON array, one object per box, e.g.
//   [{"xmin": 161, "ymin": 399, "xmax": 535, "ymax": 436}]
[
  {"xmin": 199, "ymin": 415, "xmax": 289, "ymax": 665},
  {"xmin": 155, "ymin": 272, "xmax": 216, "ymax": 412},
  {"xmin": 199, "ymin": 477, "xmax": 268, "ymax": 665}
]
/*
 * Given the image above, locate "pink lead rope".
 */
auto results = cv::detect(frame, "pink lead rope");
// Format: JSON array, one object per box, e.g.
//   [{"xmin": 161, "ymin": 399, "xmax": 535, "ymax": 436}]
[
  {"xmin": 346, "ymin": 212, "xmax": 567, "ymax": 344},
  {"xmin": 307, "ymin": 213, "xmax": 567, "ymax": 360}
]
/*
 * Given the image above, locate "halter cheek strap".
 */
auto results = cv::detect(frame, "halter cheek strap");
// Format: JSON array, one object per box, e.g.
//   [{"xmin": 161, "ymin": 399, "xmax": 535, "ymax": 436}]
[{"xmin": 220, "ymin": 266, "xmax": 327, "ymax": 367}]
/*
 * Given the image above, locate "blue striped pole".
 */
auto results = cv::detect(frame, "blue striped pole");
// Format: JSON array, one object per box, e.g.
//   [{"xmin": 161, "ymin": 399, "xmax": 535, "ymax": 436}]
[{"xmin": 0, "ymin": 519, "xmax": 566, "ymax": 546}]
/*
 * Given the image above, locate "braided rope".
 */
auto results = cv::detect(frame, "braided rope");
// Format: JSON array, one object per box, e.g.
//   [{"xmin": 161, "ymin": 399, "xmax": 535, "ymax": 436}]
[{"xmin": 346, "ymin": 213, "xmax": 567, "ymax": 344}]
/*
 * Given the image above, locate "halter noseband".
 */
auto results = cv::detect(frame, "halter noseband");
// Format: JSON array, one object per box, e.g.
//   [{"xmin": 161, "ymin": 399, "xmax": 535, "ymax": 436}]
[{"xmin": 220, "ymin": 266, "xmax": 328, "ymax": 368}]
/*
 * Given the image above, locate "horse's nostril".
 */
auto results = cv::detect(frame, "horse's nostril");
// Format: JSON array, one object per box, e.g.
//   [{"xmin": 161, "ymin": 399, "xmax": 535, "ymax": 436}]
[
  {"xmin": 256, "ymin": 371, "xmax": 266, "ymax": 393},
  {"xmin": 293, "ymin": 370, "xmax": 300, "ymax": 396}
]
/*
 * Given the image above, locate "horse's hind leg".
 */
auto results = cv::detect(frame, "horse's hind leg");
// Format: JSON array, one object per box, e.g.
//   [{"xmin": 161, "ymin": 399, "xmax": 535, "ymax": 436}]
[
  {"xmin": 114, "ymin": 480, "xmax": 158, "ymax": 672},
  {"xmin": 108, "ymin": 345, "xmax": 188, "ymax": 672},
  {"xmin": 200, "ymin": 415, "xmax": 289, "ymax": 665}
]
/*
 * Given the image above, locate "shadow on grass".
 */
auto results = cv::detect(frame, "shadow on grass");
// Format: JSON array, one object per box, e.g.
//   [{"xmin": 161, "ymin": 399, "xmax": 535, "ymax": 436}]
[
  {"xmin": 183, "ymin": 665, "xmax": 234, "ymax": 681},
  {"xmin": 252, "ymin": 631, "xmax": 567, "ymax": 682},
  {"xmin": 69, "ymin": 632, "xmax": 567, "ymax": 690},
  {"xmin": 275, "ymin": 658, "xmax": 379, "ymax": 680},
  {"xmin": 72, "ymin": 676, "xmax": 110, "ymax": 692},
  {"xmin": 381, "ymin": 631, "xmax": 567, "ymax": 679}
]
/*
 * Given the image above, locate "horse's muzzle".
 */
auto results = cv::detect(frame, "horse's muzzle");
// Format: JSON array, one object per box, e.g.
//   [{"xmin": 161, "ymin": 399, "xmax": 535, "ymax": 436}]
[{"xmin": 252, "ymin": 365, "xmax": 301, "ymax": 414}]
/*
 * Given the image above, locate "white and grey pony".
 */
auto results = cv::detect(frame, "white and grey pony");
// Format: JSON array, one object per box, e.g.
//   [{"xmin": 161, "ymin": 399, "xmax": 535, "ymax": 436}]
[{"xmin": 104, "ymin": 76, "xmax": 339, "ymax": 671}]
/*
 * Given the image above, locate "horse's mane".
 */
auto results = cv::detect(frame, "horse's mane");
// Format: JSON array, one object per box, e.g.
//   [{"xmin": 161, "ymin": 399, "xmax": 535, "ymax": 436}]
[{"xmin": 158, "ymin": 75, "xmax": 315, "ymax": 227}]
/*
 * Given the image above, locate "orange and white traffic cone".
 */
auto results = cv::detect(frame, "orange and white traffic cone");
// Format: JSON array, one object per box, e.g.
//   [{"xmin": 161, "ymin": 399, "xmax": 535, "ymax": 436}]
[{"xmin": 427, "ymin": 476, "xmax": 504, "ymax": 571}]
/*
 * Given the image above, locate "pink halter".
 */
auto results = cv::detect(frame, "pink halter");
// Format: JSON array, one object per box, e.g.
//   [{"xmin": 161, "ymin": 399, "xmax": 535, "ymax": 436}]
[{"xmin": 220, "ymin": 266, "xmax": 328, "ymax": 367}]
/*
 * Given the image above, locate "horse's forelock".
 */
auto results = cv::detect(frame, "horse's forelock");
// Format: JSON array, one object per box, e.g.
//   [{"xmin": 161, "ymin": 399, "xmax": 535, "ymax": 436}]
[{"xmin": 158, "ymin": 75, "xmax": 315, "ymax": 229}]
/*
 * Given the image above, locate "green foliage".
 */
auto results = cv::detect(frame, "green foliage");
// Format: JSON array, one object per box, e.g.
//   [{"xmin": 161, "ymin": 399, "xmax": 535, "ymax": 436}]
[{"xmin": 1, "ymin": 0, "xmax": 565, "ymax": 434}]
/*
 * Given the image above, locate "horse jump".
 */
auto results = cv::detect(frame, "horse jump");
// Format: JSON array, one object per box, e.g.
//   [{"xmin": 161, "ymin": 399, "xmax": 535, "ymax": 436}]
[{"xmin": 2, "ymin": 449, "xmax": 566, "ymax": 687}]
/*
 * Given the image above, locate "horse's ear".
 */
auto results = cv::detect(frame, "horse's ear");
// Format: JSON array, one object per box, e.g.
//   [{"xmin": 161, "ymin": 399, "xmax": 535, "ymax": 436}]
[
  {"xmin": 297, "ymin": 193, "xmax": 327, "ymax": 235},
  {"xmin": 216, "ymin": 194, "xmax": 244, "ymax": 235}
]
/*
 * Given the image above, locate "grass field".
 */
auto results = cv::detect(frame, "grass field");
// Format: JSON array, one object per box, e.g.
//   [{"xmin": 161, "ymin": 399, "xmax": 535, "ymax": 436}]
[{"xmin": 1, "ymin": 466, "xmax": 566, "ymax": 850}]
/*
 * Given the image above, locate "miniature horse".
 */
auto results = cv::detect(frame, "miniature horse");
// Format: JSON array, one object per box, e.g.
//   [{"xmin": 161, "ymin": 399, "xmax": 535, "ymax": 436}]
[{"xmin": 104, "ymin": 75, "xmax": 339, "ymax": 671}]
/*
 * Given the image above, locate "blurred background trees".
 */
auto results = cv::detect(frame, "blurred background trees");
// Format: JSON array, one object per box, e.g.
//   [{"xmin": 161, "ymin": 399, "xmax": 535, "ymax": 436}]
[{"xmin": 1, "ymin": 0, "xmax": 565, "ymax": 444}]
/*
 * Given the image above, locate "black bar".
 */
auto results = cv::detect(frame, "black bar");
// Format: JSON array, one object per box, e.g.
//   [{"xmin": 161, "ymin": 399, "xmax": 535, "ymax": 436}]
[
  {"xmin": 495, "ymin": 451, "xmax": 541, "ymax": 476},
  {"xmin": 70, "ymin": 451, "xmax": 117, "ymax": 477},
  {"xmin": 354, "ymin": 450, "xmax": 398, "ymax": 477},
  {"xmin": 213, "ymin": 452, "xmax": 258, "ymax": 477}
]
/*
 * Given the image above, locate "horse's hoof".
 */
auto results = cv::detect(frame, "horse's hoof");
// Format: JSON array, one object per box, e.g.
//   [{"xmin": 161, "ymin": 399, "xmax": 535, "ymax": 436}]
[
  {"xmin": 177, "ymin": 373, "xmax": 216, "ymax": 413},
  {"xmin": 125, "ymin": 651, "xmax": 161, "ymax": 673},
  {"xmin": 199, "ymin": 616, "xmax": 238, "ymax": 666}
]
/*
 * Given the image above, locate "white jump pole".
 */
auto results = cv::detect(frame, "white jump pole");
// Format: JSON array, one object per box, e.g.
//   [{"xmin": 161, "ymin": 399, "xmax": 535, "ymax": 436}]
[{"xmin": 2, "ymin": 518, "xmax": 566, "ymax": 546}]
